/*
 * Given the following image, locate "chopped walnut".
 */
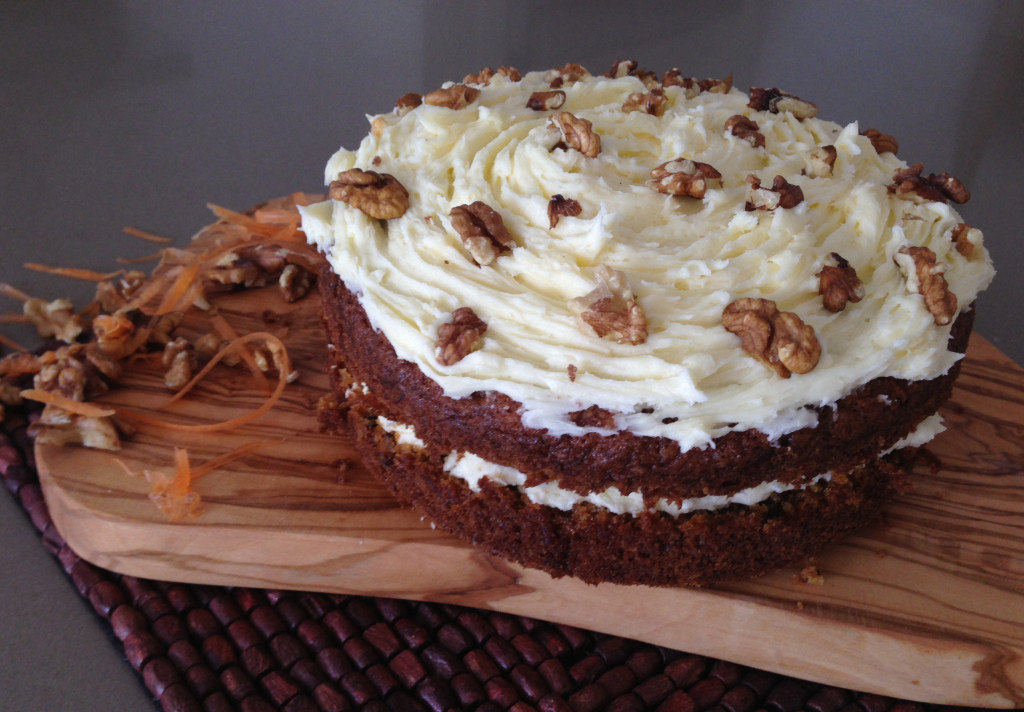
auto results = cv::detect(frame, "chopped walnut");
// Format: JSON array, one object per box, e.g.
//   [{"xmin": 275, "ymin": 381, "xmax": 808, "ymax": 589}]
[
  {"xmin": 748, "ymin": 87, "xmax": 818, "ymax": 119},
  {"xmin": 329, "ymin": 168, "xmax": 410, "ymax": 220},
  {"xmin": 622, "ymin": 87, "xmax": 668, "ymax": 116},
  {"xmin": 803, "ymin": 145, "xmax": 837, "ymax": 178},
  {"xmin": 722, "ymin": 298, "xmax": 821, "ymax": 378},
  {"xmin": 370, "ymin": 116, "xmax": 388, "ymax": 138},
  {"xmin": 148, "ymin": 312, "xmax": 184, "ymax": 346},
  {"xmin": 526, "ymin": 90, "xmax": 566, "ymax": 111},
  {"xmin": 94, "ymin": 270, "xmax": 147, "ymax": 313},
  {"xmin": 549, "ymin": 111, "xmax": 602, "ymax": 158},
  {"xmin": 569, "ymin": 265, "xmax": 647, "ymax": 345},
  {"xmin": 423, "ymin": 83, "xmax": 480, "ymax": 110},
  {"xmin": 649, "ymin": 159, "xmax": 723, "ymax": 199},
  {"xmin": 436, "ymin": 307, "xmax": 488, "ymax": 366},
  {"xmin": 725, "ymin": 115, "xmax": 765, "ymax": 148},
  {"xmin": 745, "ymin": 175, "xmax": 804, "ymax": 211},
  {"xmin": 861, "ymin": 128, "xmax": 898, "ymax": 154},
  {"xmin": 464, "ymin": 66, "xmax": 521, "ymax": 85},
  {"xmin": 889, "ymin": 164, "xmax": 970, "ymax": 204},
  {"xmin": 31, "ymin": 411, "xmax": 122, "ymax": 451},
  {"xmin": 605, "ymin": 59, "xmax": 638, "ymax": 78},
  {"xmin": 895, "ymin": 246, "xmax": 958, "ymax": 325},
  {"xmin": 951, "ymin": 223, "xmax": 982, "ymax": 258},
  {"xmin": 545, "ymin": 62, "xmax": 590, "ymax": 88},
  {"xmin": 23, "ymin": 297, "xmax": 83, "ymax": 343},
  {"xmin": 162, "ymin": 337, "xmax": 196, "ymax": 390},
  {"xmin": 662, "ymin": 70, "xmax": 732, "ymax": 97},
  {"xmin": 0, "ymin": 379, "xmax": 22, "ymax": 408},
  {"xmin": 92, "ymin": 313, "xmax": 137, "ymax": 359},
  {"xmin": 795, "ymin": 565, "xmax": 825, "ymax": 585},
  {"xmin": 394, "ymin": 92, "xmax": 422, "ymax": 116},
  {"xmin": 278, "ymin": 264, "xmax": 315, "ymax": 302},
  {"xmin": 449, "ymin": 202, "xmax": 515, "ymax": 266},
  {"xmin": 547, "ymin": 194, "xmax": 582, "ymax": 228},
  {"xmin": 818, "ymin": 253, "xmax": 865, "ymax": 312}
]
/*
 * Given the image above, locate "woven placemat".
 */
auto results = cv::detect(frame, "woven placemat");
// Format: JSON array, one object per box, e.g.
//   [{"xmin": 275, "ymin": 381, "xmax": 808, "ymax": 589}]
[{"xmin": 0, "ymin": 402, "xmax": 987, "ymax": 712}]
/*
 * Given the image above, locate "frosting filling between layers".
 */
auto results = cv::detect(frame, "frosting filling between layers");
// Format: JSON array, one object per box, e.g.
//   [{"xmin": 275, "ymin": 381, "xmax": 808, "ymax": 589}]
[{"xmin": 303, "ymin": 68, "xmax": 994, "ymax": 453}]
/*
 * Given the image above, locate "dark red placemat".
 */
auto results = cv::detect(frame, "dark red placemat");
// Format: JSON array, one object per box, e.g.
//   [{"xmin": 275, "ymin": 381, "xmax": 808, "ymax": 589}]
[{"xmin": 0, "ymin": 402, "xmax": 987, "ymax": 712}]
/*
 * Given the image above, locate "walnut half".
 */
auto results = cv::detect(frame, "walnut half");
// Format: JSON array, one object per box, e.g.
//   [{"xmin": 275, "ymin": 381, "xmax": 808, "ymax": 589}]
[
  {"xmin": 818, "ymin": 253, "xmax": 864, "ymax": 312},
  {"xmin": 895, "ymin": 246, "xmax": 958, "ymax": 325},
  {"xmin": 329, "ymin": 169, "xmax": 410, "ymax": 220},
  {"xmin": 745, "ymin": 175, "xmax": 804, "ymax": 211},
  {"xmin": 549, "ymin": 112, "xmax": 602, "ymax": 158},
  {"xmin": 723, "ymin": 298, "xmax": 821, "ymax": 378},
  {"xmin": 649, "ymin": 159, "xmax": 723, "ymax": 199},
  {"xmin": 449, "ymin": 202, "xmax": 515, "ymax": 266},
  {"xmin": 436, "ymin": 307, "xmax": 488, "ymax": 366},
  {"xmin": 569, "ymin": 265, "xmax": 647, "ymax": 345}
]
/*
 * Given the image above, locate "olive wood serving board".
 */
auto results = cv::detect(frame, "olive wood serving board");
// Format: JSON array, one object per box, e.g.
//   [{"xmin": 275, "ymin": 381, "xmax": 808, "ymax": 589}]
[{"xmin": 36, "ymin": 276, "xmax": 1024, "ymax": 708}]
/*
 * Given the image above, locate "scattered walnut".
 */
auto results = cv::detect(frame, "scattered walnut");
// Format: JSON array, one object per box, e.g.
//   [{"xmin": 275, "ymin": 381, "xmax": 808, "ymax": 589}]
[
  {"xmin": 569, "ymin": 265, "xmax": 647, "ymax": 345},
  {"xmin": 662, "ymin": 70, "xmax": 732, "ymax": 97},
  {"xmin": 94, "ymin": 270, "xmax": 146, "ymax": 313},
  {"xmin": 748, "ymin": 87, "xmax": 818, "ymax": 119},
  {"xmin": 526, "ymin": 90, "xmax": 566, "ymax": 111},
  {"xmin": 951, "ymin": 223, "xmax": 982, "ymax": 258},
  {"xmin": 31, "ymin": 411, "xmax": 122, "ymax": 451},
  {"xmin": 148, "ymin": 312, "xmax": 184, "ymax": 346},
  {"xmin": 803, "ymin": 145, "xmax": 837, "ymax": 178},
  {"xmin": 622, "ymin": 87, "xmax": 668, "ymax": 116},
  {"xmin": 92, "ymin": 313, "xmax": 139, "ymax": 360},
  {"xmin": 423, "ymin": 83, "xmax": 480, "ymax": 110},
  {"xmin": 436, "ymin": 307, "xmax": 488, "ymax": 366},
  {"xmin": 649, "ymin": 159, "xmax": 723, "ymax": 199},
  {"xmin": 745, "ymin": 175, "xmax": 804, "ymax": 211},
  {"xmin": 605, "ymin": 59, "xmax": 638, "ymax": 78},
  {"xmin": 463, "ymin": 66, "xmax": 521, "ymax": 85},
  {"xmin": 818, "ymin": 253, "xmax": 864, "ymax": 312},
  {"xmin": 861, "ymin": 128, "xmax": 898, "ymax": 154},
  {"xmin": 278, "ymin": 264, "xmax": 315, "ymax": 302},
  {"xmin": 394, "ymin": 92, "xmax": 422, "ymax": 116},
  {"xmin": 889, "ymin": 164, "xmax": 970, "ymax": 204},
  {"xmin": 549, "ymin": 111, "xmax": 602, "ymax": 158},
  {"xmin": 329, "ymin": 168, "xmax": 410, "ymax": 220},
  {"xmin": 895, "ymin": 246, "xmax": 958, "ymax": 325},
  {"xmin": 449, "ymin": 202, "xmax": 515, "ymax": 266},
  {"xmin": 547, "ymin": 194, "xmax": 582, "ymax": 228},
  {"xmin": 545, "ymin": 62, "xmax": 590, "ymax": 88},
  {"xmin": 725, "ymin": 115, "xmax": 765, "ymax": 148},
  {"xmin": 162, "ymin": 337, "xmax": 196, "ymax": 390},
  {"xmin": 722, "ymin": 298, "xmax": 820, "ymax": 378},
  {"xmin": 22, "ymin": 297, "xmax": 82, "ymax": 343}
]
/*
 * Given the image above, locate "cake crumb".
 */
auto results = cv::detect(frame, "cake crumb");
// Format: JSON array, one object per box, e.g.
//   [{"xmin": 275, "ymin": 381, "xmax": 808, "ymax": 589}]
[{"xmin": 795, "ymin": 565, "xmax": 825, "ymax": 585}]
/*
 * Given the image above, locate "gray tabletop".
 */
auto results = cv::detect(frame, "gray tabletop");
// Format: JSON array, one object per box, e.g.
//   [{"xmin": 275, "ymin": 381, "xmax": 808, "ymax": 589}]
[{"xmin": 2, "ymin": 2, "xmax": 1021, "ymax": 710}]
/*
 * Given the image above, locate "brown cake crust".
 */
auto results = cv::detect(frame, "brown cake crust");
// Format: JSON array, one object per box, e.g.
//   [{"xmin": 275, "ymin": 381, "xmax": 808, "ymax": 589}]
[
  {"xmin": 319, "ymin": 266, "xmax": 971, "ymax": 502},
  {"xmin": 341, "ymin": 397, "xmax": 909, "ymax": 587}
]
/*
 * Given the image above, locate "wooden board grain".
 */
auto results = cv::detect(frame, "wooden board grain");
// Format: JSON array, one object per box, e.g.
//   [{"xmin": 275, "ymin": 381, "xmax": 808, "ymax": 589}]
[{"xmin": 36, "ymin": 265, "xmax": 1024, "ymax": 707}]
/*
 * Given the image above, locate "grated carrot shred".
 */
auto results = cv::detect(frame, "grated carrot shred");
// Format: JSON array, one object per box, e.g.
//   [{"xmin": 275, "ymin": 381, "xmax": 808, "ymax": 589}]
[
  {"xmin": 0, "ymin": 333, "xmax": 29, "ymax": 352},
  {"xmin": 210, "ymin": 314, "xmax": 271, "ymax": 395},
  {"xmin": 123, "ymin": 226, "xmax": 174, "ymax": 244},
  {"xmin": 0, "ymin": 283, "xmax": 32, "ymax": 303},
  {"xmin": 154, "ymin": 261, "xmax": 203, "ymax": 315},
  {"xmin": 23, "ymin": 263, "xmax": 124, "ymax": 282},
  {"xmin": 207, "ymin": 203, "xmax": 280, "ymax": 237},
  {"xmin": 19, "ymin": 389, "xmax": 117, "ymax": 418},
  {"xmin": 116, "ymin": 250, "xmax": 167, "ymax": 265}
]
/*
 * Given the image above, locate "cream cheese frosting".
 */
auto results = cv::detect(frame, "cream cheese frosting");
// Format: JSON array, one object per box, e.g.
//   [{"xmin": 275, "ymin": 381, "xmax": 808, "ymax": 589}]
[{"xmin": 302, "ymin": 66, "xmax": 994, "ymax": 452}]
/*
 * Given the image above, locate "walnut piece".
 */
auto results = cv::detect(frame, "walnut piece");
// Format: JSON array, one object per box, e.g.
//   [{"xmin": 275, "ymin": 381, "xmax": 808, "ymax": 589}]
[
  {"xmin": 569, "ymin": 265, "xmax": 647, "ymax": 345},
  {"xmin": 329, "ymin": 168, "xmax": 410, "ymax": 220},
  {"xmin": 605, "ymin": 59, "xmax": 639, "ymax": 78},
  {"xmin": 463, "ymin": 66, "xmax": 521, "ymax": 85},
  {"xmin": 889, "ymin": 164, "xmax": 970, "ymax": 204},
  {"xmin": 423, "ymin": 84, "xmax": 480, "ymax": 110},
  {"xmin": 449, "ymin": 202, "xmax": 515, "ymax": 266},
  {"xmin": 818, "ymin": 253, "xmax": 865, "ymax": 312},
  {"xmin": 526, "ymin": 90, "xmax": 566, "ymax": 111},
  {"xmin": 622, "ymin": 87, "xmax": 668, "ymax": 116},
  {"xmin": 722, "ymin": 298, "xmax": 820, "ymax": 378},
  {"xmin": 725, "ymin": 115, "xmax": 765, "ymax": 148},
  {"xmin": 951, "ymin": 223, "xmax": 982, "ymax": 258},
  {"xmin": 549, "ymin": 111, "xmax": 602, "ymax": 158},
  {"xmin": 895, "ymin": 246, "xmax": 958, "ymax": 325},
  {"xmin": 23, "ymin": 297, "xmax": 83, "ymax": 343},
  {"xmin": 748, "ymin": 87, "xmax": 818, "ymax": 119},
  {"xmin": 662, "ymin": 70, "xmax": 732, "ymax": 97},
  {"xmin": 278, "ymin": 264, "xmax": 315, "ymax": 302},
  {"xmin": 649, "ymin": 159, "xmax": 723, "ymax": 199},
  {"xmin": 545, "ymin": 62, "xmax": 590, "ymax": 88},
  {"xmin": 162, "ymin": 337, "xmax": 196, "ymax": 390},
  {"xmin": 803, "ymin": 145, "xmax": 837, "ymax": 178},
  {"xmin": 861, "ymin": 128, "xmax": 898, "ymax": 154},
  {"xmin": 394, "ymin": 92, "xmax": 422, "ymax": 116},
  {"xmin": 436, "ymin": 307, "xmax": 488, "ymax": 366},
  {"xmin": 94, "ymin": 270, "xmax": 146, "ymax": 313},
  {"xmin": 548, "ymin": 194, "xmax": 582, "ymax": 228},
  {"xmin": 745, "ymin": 175, "xmax": 804, "ymax": 211}
]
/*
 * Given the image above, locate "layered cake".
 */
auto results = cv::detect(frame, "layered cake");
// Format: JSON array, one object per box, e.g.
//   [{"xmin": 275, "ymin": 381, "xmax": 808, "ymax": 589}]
[{"xmin": 301, "ymin": 61, "xmax": 995, "ymax": 586}]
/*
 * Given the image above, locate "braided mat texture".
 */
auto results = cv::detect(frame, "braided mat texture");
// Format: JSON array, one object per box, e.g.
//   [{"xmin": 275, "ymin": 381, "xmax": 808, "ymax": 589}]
[{"xmin": 0, "ymin": 404, "xmax": 988, "ymax": 712}]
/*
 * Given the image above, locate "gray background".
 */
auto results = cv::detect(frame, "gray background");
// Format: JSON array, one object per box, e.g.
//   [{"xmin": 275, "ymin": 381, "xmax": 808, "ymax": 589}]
[{"xmin": 1, "ymin": 2, "xmax": 1021, "ymax": 709}]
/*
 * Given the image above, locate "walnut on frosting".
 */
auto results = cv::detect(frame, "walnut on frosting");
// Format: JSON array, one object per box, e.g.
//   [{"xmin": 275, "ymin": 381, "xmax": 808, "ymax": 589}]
[
  {"xmin": 463, "ymin": 66, "xmax": 521, "ymax": 85},
  {"xmin": 725, "ymin": 115, "xmax": 765, "ymax": 148},
  {"xmin": 330, "ymin": 168, "xmax": 410, "ymax": 220},
  {"xmin": 623, "ymin": 87, "xmax": 668, "ymax": 116},
  {"xmin": 394, "ymin": 92, "xmax": 423, "ymax": 116},
  {"xmin": 569, "ymin": 265, "xmax": 647, "ymax": 345},
  {"xmin": 895, "ymin": 246, "xmax": 958, "ymax": 325},
  {"xmin": 450, "ymin": 201, "xmax": 515, "ymax": 266},
  {"xmin": 890, "ymin": 164, "xmax": 970, "ymax": 204},
  {"xmin": 745, "ymin": 175, "xmax": 804, "ymax": 211},
  {"xmin": 722, "ymin": 298, "xmax": 821, "ymax": 378},
  {"xmin": 748, "ymin": 87, "xmax": 818, "ymax": 119},
  {"xmin": 662, "ymin": 70, "xmax": 732, "ymax": 98},
  {"xmin": 861, "ymin": 128, "xmax": 898, "ymax": 155},
  {"xmin": 649, "ymin": 159, "xmax": 723, "ymax": 199},
  {"xmin": 818, "ymin": 253, "xmax": 864, "ymax": 312},
  {"xmin": 527, "ymin": 90, "xmax": 566, "ymax": 111},
  {"xmin": 545, "ymin": 62, "xmax": 590, "ymax": 88},
  {"xmin": 951, "ymin": 223, "xmax": 982, "ymax": 258},
  {"xmin": 423, "ymin": 84, "xmax": 480, "ymax": 110},
  {"xmin": 548, "ymin": 194, "xmax": 582, "ymax": 228},
  {"xmin": 436, "ymin": 307, "xmax": 488, "ymax": 366},
  {"xmin": 549, "ymin": 111, "xmax": 602, "ymax": 158},
  {"xmin": 803, "ymin": 145, "xmax": 837, "ymax": 178}
]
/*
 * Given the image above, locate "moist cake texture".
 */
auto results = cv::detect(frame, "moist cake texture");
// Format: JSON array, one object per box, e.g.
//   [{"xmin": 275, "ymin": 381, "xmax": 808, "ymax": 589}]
[{"xmin": 303, "ymin": 61, "xmax": 995, "ymax": 586}]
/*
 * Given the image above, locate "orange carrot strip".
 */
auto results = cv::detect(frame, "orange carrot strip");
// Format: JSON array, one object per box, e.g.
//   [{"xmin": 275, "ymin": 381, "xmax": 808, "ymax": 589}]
[
  {"xmin": 209, "ymin": 314, "xmax": 271, "ymax": 395},
  {"xmin": 19, "ymin": 389, "xmax": 117, "ymax": 418},
  {"xmin": 123, "ymin": 226, "xmax": 174, "ymax": 244},
  {"xmin": 207, "ymin": 203, "xmax": 279, "ymax": 237},
  {"xmin": 0, "ymin": 283, "xmax": 32, "ymax": 303},
  {"xmin": 154, "ymin": 261, "xmax": 202, "ymax": 315},
  {"xmin": 116, "ymin": 250, "xmax": 166, "ymax": 265},
  {"xmin": 23, "ymin": 263, "xmax": 125, "ymax": 282},
  {"xmin": 0, "ymin": 314, "xmax": 30, "ymax": 324},
  {"xmin": 120, "ymin": 273, "xmax": 168, "ymax": 313},
  {"xmin": 0, "ymin": 333, "xmax": 29, "ymax": 352}
]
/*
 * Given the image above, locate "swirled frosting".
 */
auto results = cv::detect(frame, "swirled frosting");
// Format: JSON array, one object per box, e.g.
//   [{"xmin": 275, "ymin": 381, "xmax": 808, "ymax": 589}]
[{"xmin": 302, "ymin": 66, "xmax": 994, "ymax": 452}]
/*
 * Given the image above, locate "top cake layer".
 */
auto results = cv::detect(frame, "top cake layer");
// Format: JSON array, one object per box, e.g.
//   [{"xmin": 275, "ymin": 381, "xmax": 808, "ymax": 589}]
[{"xmin": 302, "ymin": 63, "xmax": 994, "ymax": 453}]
